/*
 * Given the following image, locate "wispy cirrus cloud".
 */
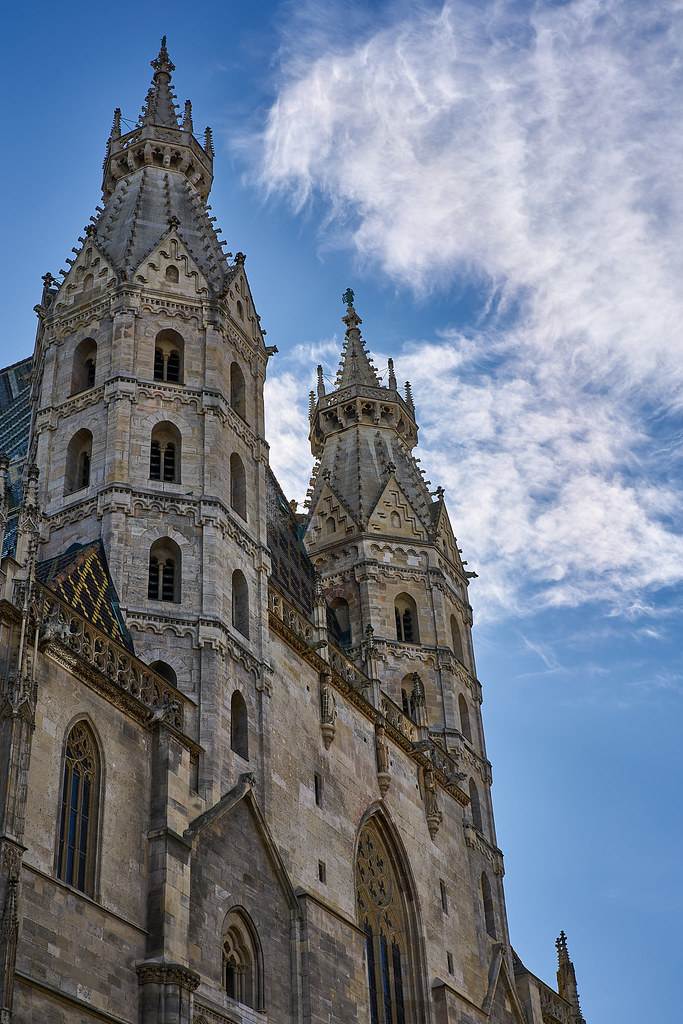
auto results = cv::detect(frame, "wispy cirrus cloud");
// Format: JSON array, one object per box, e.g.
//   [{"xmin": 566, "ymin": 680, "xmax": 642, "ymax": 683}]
[{"xmin": 259, "ymin": 0, "xmax": 683, "ymax": 619}]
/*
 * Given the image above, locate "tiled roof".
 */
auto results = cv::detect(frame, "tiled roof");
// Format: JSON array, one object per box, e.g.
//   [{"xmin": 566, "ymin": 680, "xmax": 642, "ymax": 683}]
[
  {"xmin": 0, "ymin": 356, "xmax": 32, "ymax": 463},
  {"xmin": 36, "ymin": 540, "xmax": 135, "ymax": 652},
  {"xmin": 0, "ymin": 356, "xmax": 32, "ymax": 559}
]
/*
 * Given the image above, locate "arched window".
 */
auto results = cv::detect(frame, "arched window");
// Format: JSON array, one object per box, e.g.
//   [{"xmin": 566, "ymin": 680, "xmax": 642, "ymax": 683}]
[
  {"xmin": 71, "ymin": 338, "xmax": 97, "ymax": 394},
  {"xmin": 401, "ymin": 689, "xmax": 410, "ymax": 717},
  {"xmin": 356, "ymin": 817, "xmax": 423, "ymax": 1024},
  {"xmin": 149, "ymin": 422, "xmax": 181, "ymax": 483},
  {"xmin": 222, "ymin": 908, "xmax": 263, "ymax": 1010},
  {"xmin": 458, "ymin": 693, "xmax": 472, "ymax": 743},
  {"xmin": 390, "ymin": 511, "xmax": 401, "ymax": 530},
  {"xmin": 148, "ymin": 538, "xmax": 181, "ymax": 603},
  {"xmin": 326, "ymin": 516, "xmax": 336, "ymax": 535},
  {"xmin": 65, "ymin": 428, "xmax": 93, "ymax": 494},
  {"xmin": 150, "ymin": 661, "xmax": 177, "ymax": 687},
  {"xmin": 481, "ymin": 872, "xmax": 496, "ymax": 938},
  {"xmin": 330, "ymin": 597, "xmax": 351, "ymax": 645},
  {"xmin": 153, "ymin": 328, "xmax": 184, "ymax": 383},
  {"xmin": 236, "ymin": 300, "xmax": 244, "ymax": 321},
  {"xmin": 394, "ymin": 593, "xmax": 419, "ymax": 643},
  {"xmin": 469, "ymin": 777, "xmax": 483, "ymax": 832},
  {"xmin": 450, "ymin": 615, "xmax": 464, "ymax": 665},
  {"xmin": 230, "ymin": 453, "xmax": 247, "ymax": 519},
  {"xmin": 230, "ymin": 361, "xmax": 246, "ymax": 420},
  {"xmin": 230, "ymin": 690, "xmax": 249, "ymax": 759},
  {"xmin": 56, "ymin": 721, "xmax": 100, "ymax": 895},
  {"xmin": 232, "ymin": 569, "xmax": 249, "ymax": 637},
  {"xmin": 165, "ymin": 265, "xmax": 179, "ymax": 284}
]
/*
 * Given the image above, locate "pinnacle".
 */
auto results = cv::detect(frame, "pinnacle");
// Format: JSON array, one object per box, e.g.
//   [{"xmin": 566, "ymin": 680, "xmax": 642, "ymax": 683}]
[
  {"xmin": 140, "ymin": 37, "xmax": 180, "ymax": 129},
  {"xmin": 335, "ymin": 290, "xmax": 382, "ymax": 389}
]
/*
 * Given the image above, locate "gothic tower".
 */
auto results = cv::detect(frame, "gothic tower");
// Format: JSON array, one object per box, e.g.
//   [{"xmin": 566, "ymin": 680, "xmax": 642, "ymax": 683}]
[
  {"xmin": 304, "ymin": 293, "xmax": 497, "ymax": 851},
  {"xmin": 28, "ymin": 39, "xmax": 273, "ymax": 801}
]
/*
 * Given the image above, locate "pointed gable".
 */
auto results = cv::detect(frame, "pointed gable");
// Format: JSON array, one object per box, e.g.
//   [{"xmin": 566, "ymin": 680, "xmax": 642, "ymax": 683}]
[
  {"xmin": 367, "ymin": 475, "xmax": 429, "ymax": 541},
  {"xmin": 310, "ymin": 481, "xmax": 359, "ymax": 540},
  {"xmin": 53, "ymin": 238, "xmax": 116, "ymax": 311},
  {"xmin": 135, "ymin": 228, "xmax": 209, "ymax": 296}
]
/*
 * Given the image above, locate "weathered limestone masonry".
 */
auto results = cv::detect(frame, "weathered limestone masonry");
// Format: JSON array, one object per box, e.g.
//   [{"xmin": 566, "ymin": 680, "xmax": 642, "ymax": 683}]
[{"xmin": 0, "ymin": 41, "xmax": 587, "ymax": 1024}]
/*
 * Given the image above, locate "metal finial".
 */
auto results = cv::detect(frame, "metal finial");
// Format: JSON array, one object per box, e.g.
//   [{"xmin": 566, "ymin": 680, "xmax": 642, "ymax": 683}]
[{"xmin": 342, "ymin": 287, "xmax": 355, "ymax": 307}]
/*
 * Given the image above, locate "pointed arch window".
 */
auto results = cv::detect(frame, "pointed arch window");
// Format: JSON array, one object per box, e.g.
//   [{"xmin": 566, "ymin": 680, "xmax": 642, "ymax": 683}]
[
  {"xmin": 71, "ymin": 338, "xmax": 97, "ymax": 394},
  {"xmin": 230, "ymin": 453, "xmax": 247, "ymax": 519},
  {"xmin": 65, "ymin": 429, "xmax": 93, "ymax": 494},
  {"xmin": 356, "ymin": 819, "xmax": 421, "ymax": 1024},
  {"xmin": 450, "ymin": 614, "xmax": 465, "ymax": 665},
  {"xmin": 148, "ymin": 538, "xmax": 181, "ymax": 603},
  {"xmin": 458, "ymin": 693, "xmax": 472, "ymax": 743},
  {"xmin": 394, "ymin": 593, "xmax": 418, "ymax": 643},
  {"xmin": 57, "ymin": 721, "xmax": 100, "ymax": 895},
  {"xmin": 153, "ymin": 329, "xmax": 184, "ymax": 384},
  {"xmin": 232, "ymin": 569, "xmax": 249, "ymax": 637},
  {"xmin": 230, "ymin": 361, "xmax": 247, "ymax": 420},
  {"xmin": 222, "ymin": 908, "xmax": 263, "ymax": 1010},
  {"xmin": 230, "ymin": 690, "xmax": 249, "ymax": 760},
  {"xmin": 481, "ymin": 872, "xmax": 496, "ymax": 938},
  {"xmin": 150, "ymin": 422, "xmax": 181, "ymax": 483}
]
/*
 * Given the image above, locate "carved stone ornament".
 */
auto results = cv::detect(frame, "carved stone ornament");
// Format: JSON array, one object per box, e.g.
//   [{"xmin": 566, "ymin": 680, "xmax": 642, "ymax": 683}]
[
  {"xmin": 136, "ymin": 959, "xmax": 200, "ymax": 991},
  {"xmin": 375, "ymin": 722, "xmax": 391, "ymax": 797},
  {"xmin": 319, "ymin": 669, "xmax": 336, "ymax": 749},
  {"xmin": 424, "ymin": 769, "xmax": 443, "ymax": 840}
]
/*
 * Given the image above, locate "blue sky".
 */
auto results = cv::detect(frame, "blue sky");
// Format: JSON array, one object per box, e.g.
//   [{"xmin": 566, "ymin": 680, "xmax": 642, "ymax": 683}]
[{"xmin": 2, "ymin": 1, "xmax": 681, "ymax": 1019}]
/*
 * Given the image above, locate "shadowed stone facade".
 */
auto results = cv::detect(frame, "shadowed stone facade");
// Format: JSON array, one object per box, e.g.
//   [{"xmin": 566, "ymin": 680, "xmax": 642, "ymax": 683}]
[{"xmin": 0, "ymin": 41, "xmax": 587, "ymax": 1024}]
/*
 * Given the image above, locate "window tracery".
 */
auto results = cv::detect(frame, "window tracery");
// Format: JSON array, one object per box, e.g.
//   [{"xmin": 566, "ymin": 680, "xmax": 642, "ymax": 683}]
[
  {"xmin": 222, "ymin": 909, "xmax": 262, "ymax": 1010},
  {"xmin": 356, "ymin": 821, "xmax": 411, "ymax": 1024},
  {"xmin": 56, "ymin": 721, "xmax": 99, "ymax": 895}
]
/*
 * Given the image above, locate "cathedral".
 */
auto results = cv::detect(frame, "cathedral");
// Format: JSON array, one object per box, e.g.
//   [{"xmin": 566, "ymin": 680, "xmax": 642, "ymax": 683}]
[{"xmin": 0, "ymin": 42, "xmax": 586, "ymax": 1024}]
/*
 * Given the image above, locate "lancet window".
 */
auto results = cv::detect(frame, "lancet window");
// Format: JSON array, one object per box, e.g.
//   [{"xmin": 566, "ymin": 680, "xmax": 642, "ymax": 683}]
[
  {"xmin": 222, "ymin": 908, "xmax": 262, "ymax": 1010},
  {"xmin": 56, "ymin": 721, "xmax": 100, "ymax": 895},
  {"xmin": 230, "ymin": 361, "xmax": 247, "ymax": 420},
  {"xmin": 232, "ymin": 569, "xmax": 249, "ymax": 637},
  {"xmin": 147, "ymin": 539, "xmax": 181, "ymax": 602},
  {"xmin": 65, "ymin": 429, "xmax": 93, "ymax": 494},
  {"xmin": 394, "ymin": 593, "xmax": 418, "ymax": 643},
  {"xmin": 153, "ymin": 329, "xmax": 184, "ymax": 383},
  {"xmin": 71, "ymin": 338, "xmax": 97, "ymax": 394},
  {"xmin": 230, "ymin": 690, "xmax": 249, "ymax": 759},
  {"xmin": 356, "ymin": 819, "xmax": 419, "ymax": 1024},
  {"xmin": 150, "ymin": 422, "xmax": 181, "ymax": 482},
  {"xmin": 230, "ymin": 453, "xmax": 247, "ymax": 519}
]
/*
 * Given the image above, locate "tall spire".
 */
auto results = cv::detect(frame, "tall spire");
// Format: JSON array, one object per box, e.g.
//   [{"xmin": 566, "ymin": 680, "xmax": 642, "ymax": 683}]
[
  {"xmin": 335, "ymin": 290, "xmax": 382, "ymax": 389},
  {"xmin": 101, "ymin": 41, "xmax": 214, "ymax": 202},
  {"xmin": 140, "ymin": 36, "xmax": 180, "ymax": 129},
  {"xmin": 556, "ymin": 932, "xmax": 586, "ymax": 1024}
]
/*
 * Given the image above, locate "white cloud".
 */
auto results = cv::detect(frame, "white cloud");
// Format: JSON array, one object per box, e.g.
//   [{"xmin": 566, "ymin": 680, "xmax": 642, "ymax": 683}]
[{"xmin": 258, "ymin": 0, "xmax": 683, "ymax": 620}]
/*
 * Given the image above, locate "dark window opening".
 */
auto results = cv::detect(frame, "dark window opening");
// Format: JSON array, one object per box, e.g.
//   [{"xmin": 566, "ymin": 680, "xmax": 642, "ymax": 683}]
[
  {"xmin": 57, "ymin": 722, "xmax": 99, "ymax": 895},
  {"xmin": 150, "ymin": 441, "xmax": 161, "ymax": 480},
  {"xmin": 231, "ymin": 690, "xmax": 249, "ymax": 759}
]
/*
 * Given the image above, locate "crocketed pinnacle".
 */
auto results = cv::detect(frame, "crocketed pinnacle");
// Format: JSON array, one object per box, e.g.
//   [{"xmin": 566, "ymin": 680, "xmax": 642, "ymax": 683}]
[
  {"xmin": 556, "ymin": 931, "xmax": 570, "ymax": 967},
  {"xmin": 335, "ymin": 294, "xmax": 382, "ymax": 389},
  {"xmin": 140, "ymin": 36, "xmax": 180, "ymax": 129}
]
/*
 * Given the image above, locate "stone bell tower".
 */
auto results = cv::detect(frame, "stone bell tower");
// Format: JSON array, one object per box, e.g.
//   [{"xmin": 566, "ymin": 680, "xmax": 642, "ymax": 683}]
[
  {"xmin": 28, "ymin": 40, "xmax": 274, "ymax": 798},
  {"xmin": 304, "ymin": 292, "xmax": 496, "ymax": 840}
]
